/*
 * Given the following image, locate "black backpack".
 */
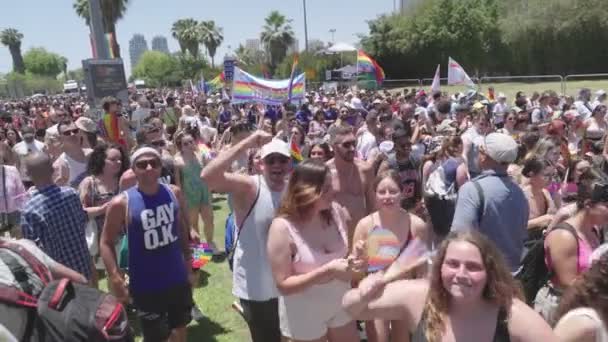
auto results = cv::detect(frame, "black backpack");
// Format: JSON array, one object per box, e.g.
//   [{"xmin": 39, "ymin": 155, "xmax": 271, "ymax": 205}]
[
  {"xmin": 0, "ymin": 240, "xmax": 132, "ymax": 342},
  {"xmin": 515, "ymin": 223, "xmax": 578, "ymax": 305}
]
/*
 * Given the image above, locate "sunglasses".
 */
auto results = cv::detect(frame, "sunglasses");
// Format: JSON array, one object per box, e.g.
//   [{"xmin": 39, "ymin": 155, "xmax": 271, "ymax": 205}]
[
  {"xmin": 340, "ymin": 141, "xmax": 356, "ymax": 149},
  {"xmin": 62, "ymin": 129, "xmax": 79, "ymax": 136},
  {"xmin": 151, "ymin": 140, "xmax": 166, "ymax": 148},
  {"xmin": 135, "ymin": 158, "xmax": 161, "ymax": 170},
  {"xmin": 379, "ymin": 116, "xmax": 392, "ymax": 122},
  {"xmin": 264, "ymin": 155, "xmax": 290, "ymax": 165}
]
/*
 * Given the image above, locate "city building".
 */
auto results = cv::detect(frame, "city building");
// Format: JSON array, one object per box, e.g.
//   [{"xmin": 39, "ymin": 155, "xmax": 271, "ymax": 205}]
[
  {"xmin": 245, "ymin": 39, "xmax": 261, "ymax": 52},
  {"xmin": 129, "ymin": 34, "xmax": 148, "ymax": 69},
  {"xmin": 287, "ymin": 39, "xmax": 299, "ymax": 54},
  {"xmin": 151, "ymin": 35, "xmax": 170, "ymax": 54}
]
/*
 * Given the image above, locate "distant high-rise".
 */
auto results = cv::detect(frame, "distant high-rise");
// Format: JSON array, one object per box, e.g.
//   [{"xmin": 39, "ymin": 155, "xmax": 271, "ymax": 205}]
[
  {"xmin": 151, "ymin": 35, "xmax": 170, "ymax": 54},
  {"xmin": 129, "ymin": 34, "xmax": 148, "ymax": 69},
  {"xmin": 399, "ymin": 0, "xmax": 422, "ymax": 13},
  {"xmin": 287, "ymin": 39, "xmax": 299, "ymax": 54},
  {"xmin": 245, "ymin": 39, "xmax": 261, "ymax": 52}
]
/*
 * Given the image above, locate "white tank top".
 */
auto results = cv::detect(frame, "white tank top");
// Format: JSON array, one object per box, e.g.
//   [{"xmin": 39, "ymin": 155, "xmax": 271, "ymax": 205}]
[
  {"xmin": 59, "ymin": 152, "xmax": 87, "ymax": 186},
  {"xmin": 232, "ymin": 175, "xmax": 283, "ymax": 300}
]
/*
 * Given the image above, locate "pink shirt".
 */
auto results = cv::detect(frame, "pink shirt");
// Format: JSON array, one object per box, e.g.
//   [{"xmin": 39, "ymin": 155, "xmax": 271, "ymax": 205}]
[
  {"xmin": 281, "ymin": 204, "xmax": 348, "ymax": 275},
  {"xmin": 0, "ymin": 165, "xmax": 28, "ymax": 213}
]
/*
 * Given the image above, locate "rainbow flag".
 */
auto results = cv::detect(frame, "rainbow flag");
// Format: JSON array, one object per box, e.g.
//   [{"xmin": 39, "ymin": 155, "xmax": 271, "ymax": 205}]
[
  {"xmin": 289, "ymin": 135, "xmax": 303, "ymax": 163},
  {"xmin": 232, "ymin": 67, "xmax": 305, "ymax": 106},
  {"xmin": 98, "ymin": 112, "xmax": 125, "ymax": 147},
  {"xmin": 288, "ymin": 54, "xmax": 299, "ymax": 102},
  {"xmin": 357, "ymin": 50, "xmax": 385, "ymax": 86},
  {"xmin": 205, "ymin": 72, "xmax": 225, "ymax": 94}
]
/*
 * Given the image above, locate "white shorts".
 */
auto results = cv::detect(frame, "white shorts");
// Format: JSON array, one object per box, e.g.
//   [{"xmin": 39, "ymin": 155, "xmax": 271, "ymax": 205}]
[{"xmin": 279, "ymin": 279, "xmax": 353, "ymax": 340}]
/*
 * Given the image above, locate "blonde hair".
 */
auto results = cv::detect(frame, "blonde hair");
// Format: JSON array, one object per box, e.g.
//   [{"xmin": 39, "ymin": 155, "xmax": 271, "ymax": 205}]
[{"xmin": 423, "ymin": 231, "xmax": 522, "ymax": 342}]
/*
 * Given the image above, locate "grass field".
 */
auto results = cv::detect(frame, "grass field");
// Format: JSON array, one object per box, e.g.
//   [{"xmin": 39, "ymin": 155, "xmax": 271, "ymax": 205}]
[
  {"xmin": 100, "ymin": 195, "xmax": 251, "ymax": 342},
  {"xmin": 388, "ymin": 79, "xmax": 608, "ymax": 102}
]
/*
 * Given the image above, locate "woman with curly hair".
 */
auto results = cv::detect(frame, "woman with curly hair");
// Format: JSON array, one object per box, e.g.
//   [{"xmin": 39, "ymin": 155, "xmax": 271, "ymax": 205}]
[
  {"xmin": 554, "ymin": 254, "xmax": 608, "ymax": 341},
  {"xmin": 342, "ymin": 231, "xmax": 554, "ymax": 341}
]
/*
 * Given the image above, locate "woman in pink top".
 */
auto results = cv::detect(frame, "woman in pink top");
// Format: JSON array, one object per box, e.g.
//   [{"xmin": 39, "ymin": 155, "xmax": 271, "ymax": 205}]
[
  {"xmin": 267, "ymin": 160, "xmax": 361, "ymax": 342},
  {"xmin": 535, "ymin": 179, "xmax": 608, "ymax": 323}
]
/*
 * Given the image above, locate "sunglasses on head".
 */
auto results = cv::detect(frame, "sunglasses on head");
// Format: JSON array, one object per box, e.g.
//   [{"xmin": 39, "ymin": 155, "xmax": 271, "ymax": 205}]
[
  {"xmin": 135, "ymin": 158, "xmax": 161, "ymax": 170},
  {"xmin": 62, "ymin": 128, "xmax": 79, "ymax": 136},
  {"xmin": 264, "ymin": 155, "xmax": 290, "ymax": 165}
]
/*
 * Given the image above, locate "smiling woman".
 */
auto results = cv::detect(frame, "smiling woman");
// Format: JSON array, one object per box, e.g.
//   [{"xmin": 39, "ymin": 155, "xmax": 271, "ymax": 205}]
[{"xmin": 343, "ymin": 231, "xmax": 556, "ymax": 342}]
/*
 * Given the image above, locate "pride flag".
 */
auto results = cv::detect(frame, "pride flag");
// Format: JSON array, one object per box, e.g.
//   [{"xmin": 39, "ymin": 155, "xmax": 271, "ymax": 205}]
[
  {"xmin": 288, "ymin": 54, "xmax": 299, "ymax": 102},
  {"xmin": 205, "ymin": 72, "xmax": 225, "ymax": 94},
  {"xmin": 231, "ymin": 67, "xmax": 305, "ymax": 106},
  {"xmin": 98, "ymin": 112, "xmax": 125, "ymax": 147},
  {"xmin": 357, "ymin": 50, "xmax": 385, "ymax": 86},
  {"xmin": 289, "ymin": 135, "xmax": 303, "ymax": 163}
]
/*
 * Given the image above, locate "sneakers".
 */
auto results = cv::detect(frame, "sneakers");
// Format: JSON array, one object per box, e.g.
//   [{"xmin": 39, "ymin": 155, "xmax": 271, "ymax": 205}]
[{"xmin": 191, "ymin": 305, "xmax": 205, "ymax": 321}]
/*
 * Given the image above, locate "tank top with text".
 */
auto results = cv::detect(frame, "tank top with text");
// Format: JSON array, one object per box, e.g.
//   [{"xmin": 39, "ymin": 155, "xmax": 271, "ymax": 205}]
[{"xmin": 126, "ymin": 184, "xmax": 188, "ymax": 293}]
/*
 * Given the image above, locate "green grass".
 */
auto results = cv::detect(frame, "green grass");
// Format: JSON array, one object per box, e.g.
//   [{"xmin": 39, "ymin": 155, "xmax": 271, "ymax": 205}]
[{"xmin": 99, "ymin": 195, "xmax": 251, "ymax": 342}]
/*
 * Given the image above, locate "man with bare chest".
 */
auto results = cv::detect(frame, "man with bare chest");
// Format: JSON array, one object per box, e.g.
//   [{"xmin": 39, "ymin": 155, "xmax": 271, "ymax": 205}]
[{"xmin": 327, "ymin": 125, "xmax": 372, "ymax": 246}]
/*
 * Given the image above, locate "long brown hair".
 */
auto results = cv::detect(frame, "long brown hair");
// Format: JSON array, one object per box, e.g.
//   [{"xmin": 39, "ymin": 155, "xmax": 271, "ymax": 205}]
[
  {"xmin": 556, "ymin": 254, "xmax": 608, "ymax": 323},
  {"xmin": 276, "ymin": 159, "xmax": 332, "ymax": 223},
  {"xmin": 424, "ymin": 231, "xmax": 522, "ymax": 342}
]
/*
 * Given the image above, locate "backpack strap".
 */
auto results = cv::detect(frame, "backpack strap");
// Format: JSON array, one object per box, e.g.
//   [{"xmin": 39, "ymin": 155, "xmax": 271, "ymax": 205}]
[
  {"xmin": 228, "ymin": 176, "xmax": 261, "ymax": 261},
  {"xmin": 547, "ymin": 223, "xmax": 580, "ymax": 275},
  {"xmin": 472, "ymin": 181, "xmax": 485, "ymax": 226}
]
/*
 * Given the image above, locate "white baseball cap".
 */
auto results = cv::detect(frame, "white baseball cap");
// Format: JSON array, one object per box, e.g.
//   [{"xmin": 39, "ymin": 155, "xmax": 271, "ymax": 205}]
[
  {"xmin": 482, "ymin": 133, "xmax": 518, "ymax": 164},
  {"xmin": 261, "ymin": 139, "xmax": 291, "ymax": 159}
]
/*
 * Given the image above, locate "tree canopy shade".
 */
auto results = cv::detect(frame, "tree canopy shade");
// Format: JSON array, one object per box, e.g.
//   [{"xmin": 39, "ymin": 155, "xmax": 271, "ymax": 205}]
[
  {"xmin": 1, "ymin": 28, "xmax": 25, "ymax": 74},
  {"xmin": 23, "ymin": 48, "xmax": 65, "ymax": 78},
  {"xmin": 360, "ymin": 0, "xmax": 608, "ymax": 78}
]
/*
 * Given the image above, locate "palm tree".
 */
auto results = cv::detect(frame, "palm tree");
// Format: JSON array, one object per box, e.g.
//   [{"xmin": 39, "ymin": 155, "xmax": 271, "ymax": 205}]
[
  {"xmin": 260, "ymin": 11, "xmax": 295, "ymax": 72},
  {"xmin": 0, "ymin": 28, "xmax": 25, "ymax": 74},
  {"xmin": 73, "ymin": 0, "xmax": 130, "ymax": 58},
  {"xmin": 199, "ymin": 20, "xmax": 223, "ymax": 68},
  {"xmin": 171, "ymin": 19, "xmax": 201, "ymax": 58}
]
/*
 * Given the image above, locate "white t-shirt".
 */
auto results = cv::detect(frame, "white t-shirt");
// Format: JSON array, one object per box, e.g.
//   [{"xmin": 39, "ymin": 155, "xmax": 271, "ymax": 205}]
[
  {"xmin": 356, "ymin": 129, "xmax": 377, "ymax": 161},
  {"xmin": 131, "ymin": 107, "xmax": 150, "ymax": 133},
  {"xmin": 493, "ymin": 102, "xmax": 509, "ymax": 124},
  {"xmin": 57, "ymin": 152, "xmax": 88, "ymax": 187}
]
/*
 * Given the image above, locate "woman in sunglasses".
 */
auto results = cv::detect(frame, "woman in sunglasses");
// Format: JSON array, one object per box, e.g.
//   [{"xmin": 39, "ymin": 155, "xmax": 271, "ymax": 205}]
[
  {"xmin": 78, "ymin": 143, "xmax": 129, "ymax": 287},
  {"xmin": 534, "ymin": 179, "xmax": 608, "ymax": 324}
]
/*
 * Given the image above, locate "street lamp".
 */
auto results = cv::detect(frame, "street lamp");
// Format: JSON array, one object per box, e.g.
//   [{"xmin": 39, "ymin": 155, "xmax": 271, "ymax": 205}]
[
  {"xmin": 303, "ymin": 0, "xmax": 309, "ymax": 51},
  {"xmin": 329, "ymin": 29, "xmax": 336, "ymax": 44}
]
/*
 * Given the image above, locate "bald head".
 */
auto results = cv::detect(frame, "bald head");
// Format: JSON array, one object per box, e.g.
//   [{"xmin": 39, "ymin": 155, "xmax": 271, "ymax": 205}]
[{"xmin": 25, "ymin": 152, "xmax": 53, "ymax": 183}]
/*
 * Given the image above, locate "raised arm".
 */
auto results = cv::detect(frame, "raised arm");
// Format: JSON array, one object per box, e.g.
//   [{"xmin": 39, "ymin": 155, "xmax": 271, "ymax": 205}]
[{"xmin": 200, "ymin": 130, "xmax": 272, "ymax": 195}]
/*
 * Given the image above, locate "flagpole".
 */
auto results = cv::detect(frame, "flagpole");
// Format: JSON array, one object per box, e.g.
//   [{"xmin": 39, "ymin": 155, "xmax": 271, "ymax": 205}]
[{"xmin": 355, "ymin": 50, "xmax": 359, "ymax": 89}]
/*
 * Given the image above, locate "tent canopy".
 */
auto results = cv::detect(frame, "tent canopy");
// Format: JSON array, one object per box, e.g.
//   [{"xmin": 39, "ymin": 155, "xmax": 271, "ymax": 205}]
[{"xmin": 325, "ymin": 42, "xmax": 357, "ymax": 53}]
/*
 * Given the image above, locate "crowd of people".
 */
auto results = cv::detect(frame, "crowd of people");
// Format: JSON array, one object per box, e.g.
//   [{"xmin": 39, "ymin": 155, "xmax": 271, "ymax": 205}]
[{"xmin": 1, "ymin": 84, "xmax": 608, "ymax": 342}]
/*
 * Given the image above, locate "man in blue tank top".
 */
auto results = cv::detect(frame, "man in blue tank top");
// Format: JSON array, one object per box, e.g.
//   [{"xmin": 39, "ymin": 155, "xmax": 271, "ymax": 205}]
[{"xmin": 100, "ymin": 146, "xmax": 193, "ymax": 342}]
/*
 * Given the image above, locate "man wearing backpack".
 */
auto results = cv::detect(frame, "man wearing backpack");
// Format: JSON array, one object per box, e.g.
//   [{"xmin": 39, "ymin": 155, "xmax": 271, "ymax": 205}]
[
  {"xmin": 452, "ymin": 133, "xmax": 528, "ymax": 272},
  {"xmin": 0, "ymin": 238, "xmax": 87, "ymax": 341},
  {"xmin": 101, "ymin": 146, "xmax": 193, "ymax": 342}
]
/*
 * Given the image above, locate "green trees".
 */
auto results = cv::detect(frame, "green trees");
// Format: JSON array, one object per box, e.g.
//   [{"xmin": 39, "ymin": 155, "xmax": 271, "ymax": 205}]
[
  {"xmin": 73, "ymin": 0, "xmax": 130, "ymax": 58},
  {"xmin": 1, "ymin": 28, "xmax": 25, "ymax": 74},
  {"xmin": 132, "ymin": 51, "xmax": 181, "ymax": 87},
  {"xmin": 199, "ymin": 20, "xmax": 223, "ymax": 68},
  {"xmin": 260, "ymin": 11, "xmax": 295, "ymax": 72},
  {"xmin": 22, "ymin": 48, "xmax": 66, "ymax": 78},
  {"xmin": 360, "ymin": 0, "xmax": 608, "ymax": 78},
  {"xmin": 172, "ymin": 18, "xmax": 201, "ymax": 57}
]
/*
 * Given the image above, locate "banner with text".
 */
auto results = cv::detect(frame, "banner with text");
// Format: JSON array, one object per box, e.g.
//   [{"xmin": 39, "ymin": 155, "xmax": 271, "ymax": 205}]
[{"xmin": 232, "ymin": 67, "xmax": 305, "ymax": 105}]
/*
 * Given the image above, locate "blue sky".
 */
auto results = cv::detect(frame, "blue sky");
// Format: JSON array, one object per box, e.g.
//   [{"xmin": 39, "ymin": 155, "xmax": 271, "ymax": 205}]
[{"xmin": 1, "ymin": 0, "xmax": 393, "ymax": 77}]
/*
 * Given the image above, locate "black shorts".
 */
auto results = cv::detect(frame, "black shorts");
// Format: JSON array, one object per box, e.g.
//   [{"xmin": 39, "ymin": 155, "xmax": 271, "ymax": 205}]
[{"xmin": 132, "ymin": 283, "xmax": 193, "ymax": 342}]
